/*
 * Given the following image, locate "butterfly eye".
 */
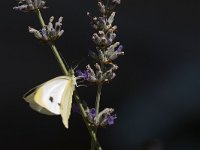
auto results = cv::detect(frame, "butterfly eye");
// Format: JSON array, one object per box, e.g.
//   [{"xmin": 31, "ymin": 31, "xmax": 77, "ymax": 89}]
[{"xmin": 49, "ymin": 96, "xmax": 54, "ymax": 102}]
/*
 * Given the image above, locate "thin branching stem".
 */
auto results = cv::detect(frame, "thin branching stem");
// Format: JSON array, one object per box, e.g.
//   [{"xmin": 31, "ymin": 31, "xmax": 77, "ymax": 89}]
[
  {"xmin": 48, "ymin": 44, "xmax": 69, "ymax": 75},
  {"xmin": 91, "ymin": 84, "xmax": 103, "ymax": 150},
  {"xmin": 35, "ymin": 9, "xmax": 102, "ymax": 150},
  {"xmin": 95, "ymin": 84, "xmax": 103, "ymax": 120},
  {"xmin": 91, "ymin": 62, "xmax": 105, "ymax": 150}
]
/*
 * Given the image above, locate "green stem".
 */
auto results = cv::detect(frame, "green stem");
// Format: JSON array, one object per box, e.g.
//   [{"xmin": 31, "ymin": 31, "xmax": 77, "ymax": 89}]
[
  {"xmin": 35, "ymin": 9, "xmax": 45, "ymax": 27},
  {"xmin": 35, "ymin": 9, "xmax": 102, "ymax": 150},
  {"xmin": 91, "ymin": 84, "xmax": 103, "ymax": 150},
  {"xmin": 95, "ymin": 84, "xmax": 103, "ymax": 122},
  {"xmin": 106, "ymin": 0, "xmax": 110, "ymax": 7},
  {"xmin": 74, "ymin": 91, "xmax": 102, "ymax": 150},
  {"xmin": 48, "ymin": 44, "xmax": 69, "ymax": 75}
]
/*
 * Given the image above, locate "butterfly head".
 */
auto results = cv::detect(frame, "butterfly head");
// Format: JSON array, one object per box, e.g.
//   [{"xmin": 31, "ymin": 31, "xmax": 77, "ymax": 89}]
[{"xmin": 67, "ymin": 68, "xmax": 78, "ymax": 87}]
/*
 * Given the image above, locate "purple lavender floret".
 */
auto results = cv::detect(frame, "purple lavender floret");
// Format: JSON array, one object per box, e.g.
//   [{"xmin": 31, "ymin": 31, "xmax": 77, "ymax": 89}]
[
  {"xmin": 97, "ymin": 108, "xmax": 117, "ymax": 127},
  {"xmin": 86, "ymin": 107, "xmax": 97, "ymax": 123},
  {"xmin": 89, "ymin": 108, "xmax": 96, "ymax": 119},
  {"xmin": 107, "ymin": 114, "xmax": 117, "ymax": 125},
  {"xmin": 116, "ymin": 45, "xmax": 123, "ymax": 52},
  {"xmin": 76, "ymin": 69, "xmax": 91, "ymax": 80},
  {"xmin": 86, "ymin": 107, "xmax": 117, "ymax": 127}
]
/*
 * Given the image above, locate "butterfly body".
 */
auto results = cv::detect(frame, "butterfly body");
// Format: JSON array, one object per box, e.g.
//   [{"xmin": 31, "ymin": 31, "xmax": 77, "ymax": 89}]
[{"xmin": 23, "ymin": 75, "xmax": 76, "ymax": 128}]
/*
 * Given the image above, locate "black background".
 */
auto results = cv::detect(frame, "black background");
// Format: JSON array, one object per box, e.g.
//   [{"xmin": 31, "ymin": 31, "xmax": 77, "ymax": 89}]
[{"xmin": 1, "ymin": 0, "xmax": 200, "ymax": 149}]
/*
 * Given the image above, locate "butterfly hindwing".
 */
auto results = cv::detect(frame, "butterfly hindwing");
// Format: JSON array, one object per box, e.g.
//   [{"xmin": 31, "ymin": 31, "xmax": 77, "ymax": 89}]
[{"xmin": 23, "ymin": 85, "xmax": 55, "ymax": 115}]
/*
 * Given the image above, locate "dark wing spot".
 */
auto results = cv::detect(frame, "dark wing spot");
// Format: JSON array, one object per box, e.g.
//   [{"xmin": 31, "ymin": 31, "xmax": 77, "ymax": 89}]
[
  {"xmin": 58, "ymin": 103, "xmax": 61, "ymax": 106},
  {"xmin": 49, "ymin": 96, "xmax": 54, "ymax": 102}
]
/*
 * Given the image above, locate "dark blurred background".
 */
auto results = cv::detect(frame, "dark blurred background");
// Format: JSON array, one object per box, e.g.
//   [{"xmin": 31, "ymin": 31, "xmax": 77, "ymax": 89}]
[{"xmin": 1, "ymin": 0, "xmax": 200, "ymax": 149}]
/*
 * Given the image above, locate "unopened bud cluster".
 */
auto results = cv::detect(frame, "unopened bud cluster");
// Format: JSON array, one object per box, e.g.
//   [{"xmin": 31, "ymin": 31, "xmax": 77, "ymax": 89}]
[
  {"xmin": 13, "ymin": 0, "xmax": 47, "ymax": 12},
  {"xmin": 13, "ymin": 1, "xmax": 64, "ymax": 42},
  {"xmin": 28, "ymin": 16, "xmax": 64, "ymax": 42}
]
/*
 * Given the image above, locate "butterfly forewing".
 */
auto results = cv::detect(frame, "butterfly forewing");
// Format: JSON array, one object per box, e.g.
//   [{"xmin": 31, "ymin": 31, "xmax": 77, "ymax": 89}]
[{"xmin": 34, "ymin": 77, "xmax": 70, "ymax": 115}]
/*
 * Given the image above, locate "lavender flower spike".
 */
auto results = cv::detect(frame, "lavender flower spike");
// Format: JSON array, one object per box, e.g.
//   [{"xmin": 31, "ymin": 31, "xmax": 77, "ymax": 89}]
[
  {"xmin": 13, "ymin": 0, "xmax": 47, "ymax": 12},
  {"xmin": 29, "ymin": 16, "xmax": 64, "ymax": 42},
  {"xmin": 86, "ymin": 107, "xmax": 117, "ymax": 127}
]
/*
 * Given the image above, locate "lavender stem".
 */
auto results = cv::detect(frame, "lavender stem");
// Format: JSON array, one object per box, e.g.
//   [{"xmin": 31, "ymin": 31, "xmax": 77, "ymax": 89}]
[
  {"xmin": 91, "ymin": 83, "xmax": 103, "ymax": 150},
  {"xmin": 95, "ymin": 84, "xmax": 103, "ymax": 124}
]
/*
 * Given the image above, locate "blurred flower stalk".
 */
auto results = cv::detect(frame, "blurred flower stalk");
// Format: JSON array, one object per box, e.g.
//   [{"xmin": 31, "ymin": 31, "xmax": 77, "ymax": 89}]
[{"xmin": 13, "ymin": 0, "xmax": 123, "ymax": 149}]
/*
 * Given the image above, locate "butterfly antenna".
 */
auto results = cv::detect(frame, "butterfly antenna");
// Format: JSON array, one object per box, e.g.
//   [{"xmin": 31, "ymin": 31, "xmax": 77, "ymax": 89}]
[
  {"xmin": 77, "ymin": 84, "xmax": 88, "ymax": 88},
  {"xmin": 77, "ymin": 80, "xmax": 85, "ymax": 83},
  {"xmin": 72, "ymin": 56, "xmax": 88, "ymax": 70}
]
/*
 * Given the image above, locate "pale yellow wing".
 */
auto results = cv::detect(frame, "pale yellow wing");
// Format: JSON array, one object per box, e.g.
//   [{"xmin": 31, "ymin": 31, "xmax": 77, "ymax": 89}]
[
  {"xmin": 23, "ymin": 76, "xmax": 70, "ymax": 115},
  {"xmin": 60, "ymin": 78, "xmax": 75, "ymax": 128},
  {"xmin": 23, "ymin": 85, "xmax": 54, "ymax": 115}
]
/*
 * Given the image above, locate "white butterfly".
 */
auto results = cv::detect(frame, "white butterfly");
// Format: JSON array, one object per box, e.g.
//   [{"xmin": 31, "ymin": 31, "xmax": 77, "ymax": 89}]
[{"xmin": 23, "ymin": 75, "xmax": 76, "ymax": 128}]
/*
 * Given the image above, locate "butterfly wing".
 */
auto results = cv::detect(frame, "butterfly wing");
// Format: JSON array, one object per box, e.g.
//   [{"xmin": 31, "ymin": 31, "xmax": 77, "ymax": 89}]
[
  {"xmin": 23, "ymin": 86, "xmax": 54, "ymax": 115},
  {"xmin": 60, "ymin": 78, "xmax": 75, "ymax": 128},
  {"xmin": 23, "ymin": 76, "xmax": 69, "ymax": 115}
]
